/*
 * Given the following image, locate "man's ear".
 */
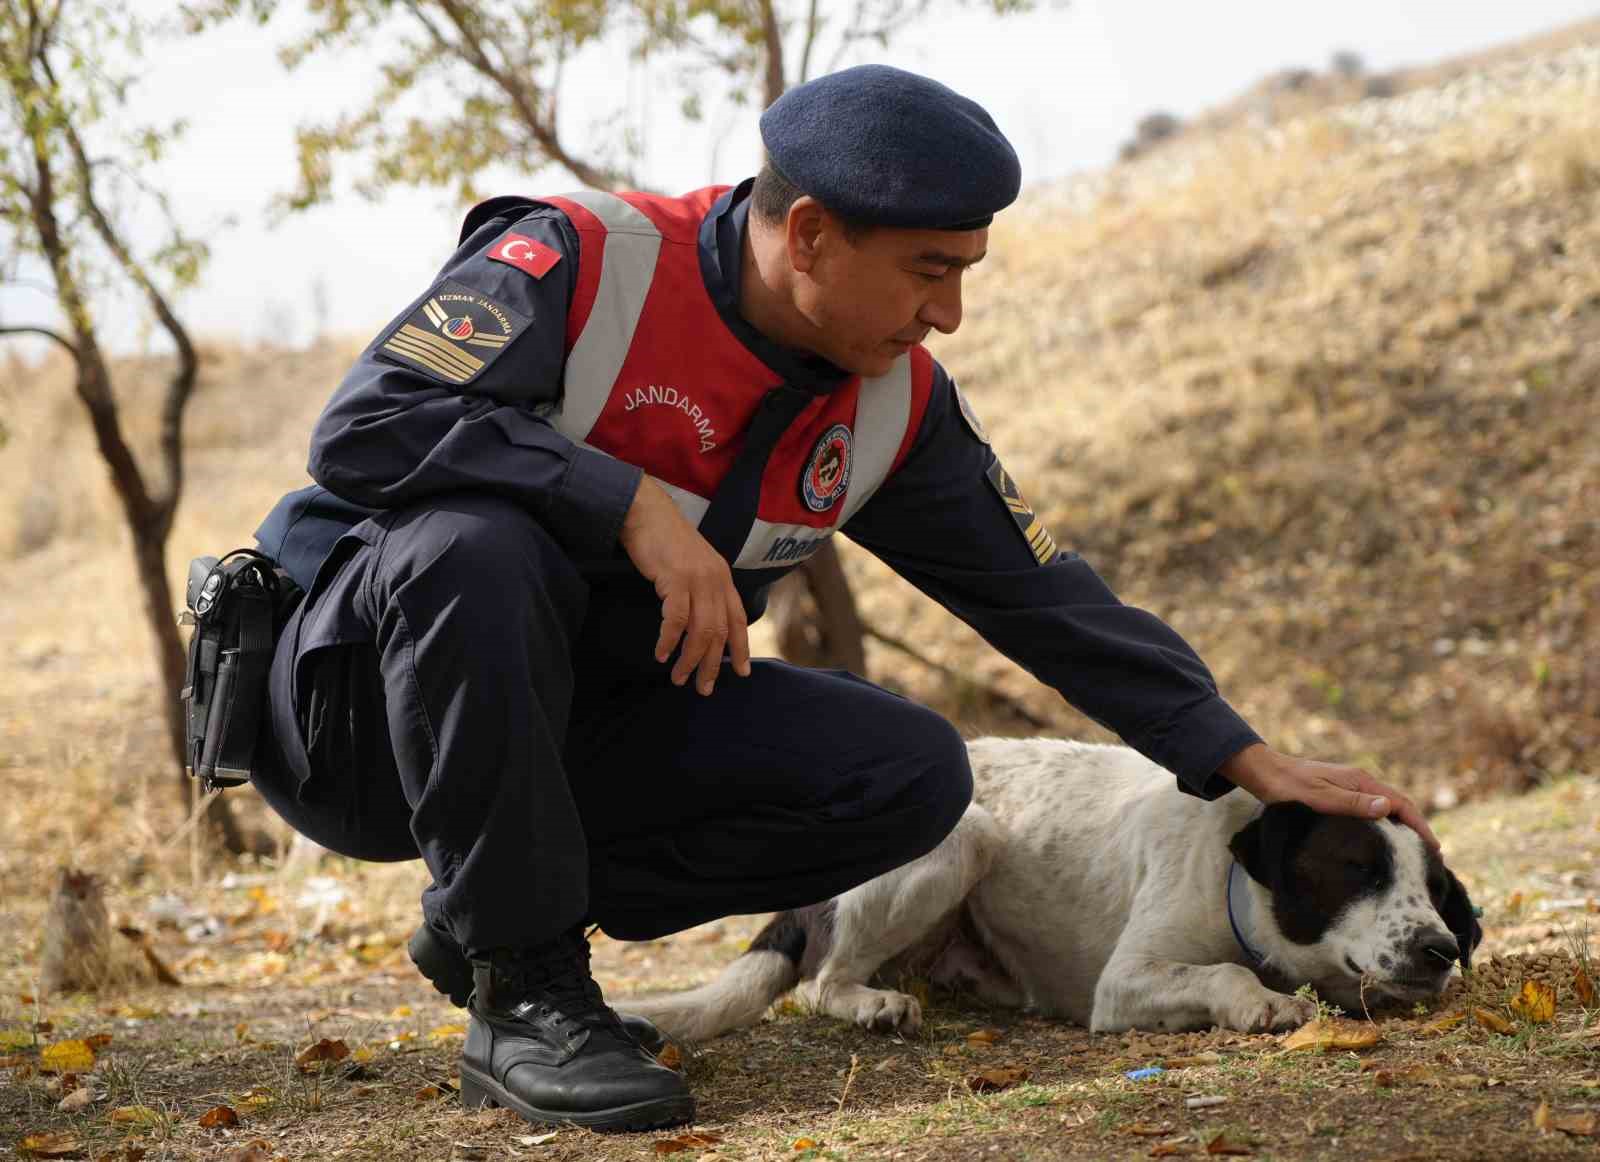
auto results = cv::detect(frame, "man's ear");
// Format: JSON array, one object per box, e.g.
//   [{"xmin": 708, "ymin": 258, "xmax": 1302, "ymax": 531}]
[
  {"xmin": 1436, "ymin": 866, "xmax": 1483, "ymax": 970},
  {"xmin": 1228, "ymin": 802, "xmax": 1320, "ymax": 891},
  {"xmin": 785, "ymin": 196, "xmax": 828, "ymax": 274}
]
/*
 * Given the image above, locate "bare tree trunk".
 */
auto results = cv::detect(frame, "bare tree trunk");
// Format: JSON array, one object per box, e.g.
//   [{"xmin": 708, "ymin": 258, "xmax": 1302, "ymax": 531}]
[
  {"xmin": 24, "ymin": 112, "xmax": 252, "ymax": 855},
  {"xmin": 130, "ymin": 526, "xmax": 252, "ymax": 853},
  {"xmin": 770, "ymin": 542, "xmax": 868, "ymax": 675}
]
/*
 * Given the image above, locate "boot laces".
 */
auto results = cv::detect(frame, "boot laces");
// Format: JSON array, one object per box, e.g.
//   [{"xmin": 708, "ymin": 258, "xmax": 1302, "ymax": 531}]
[{"xmin": 502, "ymin": 931, "xmax": 625, "ymax": 1039}]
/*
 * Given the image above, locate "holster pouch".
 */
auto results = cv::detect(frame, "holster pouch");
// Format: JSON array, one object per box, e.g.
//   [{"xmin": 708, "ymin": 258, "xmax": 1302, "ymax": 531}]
[{"xmin": 179, "ymin": 549, "xmax": 299, "ymax": 792}]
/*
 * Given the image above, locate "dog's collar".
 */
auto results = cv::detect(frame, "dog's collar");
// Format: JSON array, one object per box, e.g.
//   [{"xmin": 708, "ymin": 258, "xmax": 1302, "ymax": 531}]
[{"xmin": 1227, "ymin": 859, "xmax": 1266, "ymax": 967}]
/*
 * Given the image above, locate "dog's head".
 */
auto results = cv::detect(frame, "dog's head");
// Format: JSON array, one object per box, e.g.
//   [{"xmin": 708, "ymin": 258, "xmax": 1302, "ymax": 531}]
[{"xmin": 1228, "ymin": 803, "xmax": 1481, "ymax": 1008}]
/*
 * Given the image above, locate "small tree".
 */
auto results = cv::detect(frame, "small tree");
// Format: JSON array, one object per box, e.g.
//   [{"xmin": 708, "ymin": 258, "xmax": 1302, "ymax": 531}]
[{"xmin": 0, "ymin": 0, "xmax": 256, "ymax": 853}]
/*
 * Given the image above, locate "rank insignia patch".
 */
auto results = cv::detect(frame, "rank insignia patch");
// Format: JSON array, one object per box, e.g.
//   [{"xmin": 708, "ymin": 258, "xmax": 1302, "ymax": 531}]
[
  {"xmin": 378, "ymin": 280, "xmax": 529, "ymax": 385},
  {"xmin": 953, "ymin": 381, "xmax": 989, "ymax": 444},
  {"xmin": 986, "ymin": 460, "xmax": 1058, "ymax": 566}
]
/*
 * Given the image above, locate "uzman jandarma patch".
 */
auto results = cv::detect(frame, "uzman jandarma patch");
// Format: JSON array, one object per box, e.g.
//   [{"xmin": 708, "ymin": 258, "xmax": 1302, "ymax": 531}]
[
  {"xmin": 986, "ymin": 460, "xmax": 1058, "ymax": 565},
  {"xmin": 378, "ymin": 280, "xmax": 530, "ymax": 386}
]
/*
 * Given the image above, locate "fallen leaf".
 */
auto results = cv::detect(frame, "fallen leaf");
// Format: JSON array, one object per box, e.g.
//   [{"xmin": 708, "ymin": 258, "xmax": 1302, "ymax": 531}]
[
  {"xmin": 1416, "ymin": 1012, "xmax": 1467, "ymax": 1037},
  {"xmin": 966, "ymin": 1028, "xmax": 1001, "ymax": 1045},
  {"xmin": 657, "ymin": 1043, "xmax": 683, "ymax": 1070},
  {"xmin": 1205, "ymin": 1132, "xmax": 1252, "ymax": 1156},
  {"xmin": 1150, "ymin": 1143, "xmax": 1194, "ymax": 1158},
  {"xmin": 390, "ymin": 1004, "xmax": 413, "ymax": 1018},
  {"xmin": 235, "ymin": 1087, "xmax": 274, "ymax": 1109},
  {"xmin": 515, "ymin": 1133, "xmax": 560, "ymax": 1146},
  {"xmin": 92, "ymin": 1148, "xmax": 146, "ymax": 1162},
  {"xmin": 651, "ymin": 1133, "xmax": 721, "ymax": 1151},
  {"xmin": 1533, "ymin": 1100, "xmax": 1551, "ymax": 1131},
  {"xmin": 1278, "ymin": 1017, "xmax": 1381, "ymax": 1053},
  {"xmin": 792, "ymin": 1139, "xmax": 820, "ymax": 1150},
  {"xmin": 968, "ymin": 1065, "xmax": 1030, "ymax": 1092},
  {"xmin": 1162, "ymin": 1053, "xmax": 1222, "ymax": 1069},
  {"xmin": 107, "ymin": 1106, "xmax": 160, "ymax": 1125},
  {"xmin": 414, "ymin": 1084, "xmax": 447, "ymax": 1102},
  {"xmin": 18, "ymin": 1132, "xmax": 84, "ymax": 1158},
  {"xmin": 1473, "ymin": 1007, "xmax": 1514, "ymax": 1035},
  {"xmin": 1575, "ymin": 965, "xmax": 1596, "ymax": 1008},
  {"xmin": 57, "ymin": 1087, "xmax": 95, "ymax": 1112},
  {"xmin": 1550, "ymin": 1111, "xmax": 1599, "ymax": 1136},
  {"xmin": 40, "ymin": 1040, "xmax": 95, "ymax": 1073},
  {"xmin": 221, "ymin": 1140, "xmax": 274, "ymax": 1162},
  {"xmin": 0, "ymin": 1028, "xmax": 35, "ymax": 1051},
  {"xmin": 0, "ymin": 1054, "xmax": 30, "ymax": 1067},
  {"xmin": 1127, "ymin": 1122, "xmax": 1176, "ymax": 1136},
  {"xmin": 82, "ymin": 1034, "xmax": 112, "ymax": 1050},
  {"xmin": 199, "ymin": 1105, "xmax": 240, "ymax": 1128},
  {"xmin": 295, "ymin": 1037, "xmax": 350, "ymax": 1071},
  {"xmin": 1510, "ymin": 980, "xmax": 1556, "ymax": 1024}
]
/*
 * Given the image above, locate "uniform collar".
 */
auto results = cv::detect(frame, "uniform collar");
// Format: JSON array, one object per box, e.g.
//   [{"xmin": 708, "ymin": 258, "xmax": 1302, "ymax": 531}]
[{"xmin": 698, "ymin": 179, "xmax": 854, "ymax": 395}]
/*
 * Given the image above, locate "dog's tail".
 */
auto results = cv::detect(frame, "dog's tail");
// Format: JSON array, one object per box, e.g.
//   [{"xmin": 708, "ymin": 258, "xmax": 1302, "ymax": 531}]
[{"xmin": 617, "ymin": 911, "xmax": 809, "ymax": 1043}]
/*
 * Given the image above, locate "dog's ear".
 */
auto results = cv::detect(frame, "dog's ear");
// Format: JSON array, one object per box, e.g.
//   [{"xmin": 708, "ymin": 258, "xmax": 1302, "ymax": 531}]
[
  {"xmin": 1228, "ymin": 802, "xmax": 1320, "ymax": 891},
  {"xmin": 1436, "ymin": 866, "xmax": 1483, "ymax": 970}
]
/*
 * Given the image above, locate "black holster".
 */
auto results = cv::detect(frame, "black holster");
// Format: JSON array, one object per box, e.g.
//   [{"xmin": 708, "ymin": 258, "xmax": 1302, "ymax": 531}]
[{"xmin": 179, "ymin": 549, "xmax": 300, "ymax": 792}]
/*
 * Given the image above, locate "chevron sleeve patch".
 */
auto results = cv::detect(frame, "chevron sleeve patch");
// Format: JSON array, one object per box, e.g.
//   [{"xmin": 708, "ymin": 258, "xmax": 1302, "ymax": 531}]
[
  {"xmin": 986, "ymin": 460, "xmax": 1058, "ymax": 566},
  {"xmin": 376, "ymin": 279, "xmax": 531, "ymax": 386}
]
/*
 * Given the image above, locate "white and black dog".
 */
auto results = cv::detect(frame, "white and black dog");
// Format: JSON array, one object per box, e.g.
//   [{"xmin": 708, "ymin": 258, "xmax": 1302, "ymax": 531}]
[{"xmin": 624, "ymin": 739, "xmax": 1481, "ymax": 1038}]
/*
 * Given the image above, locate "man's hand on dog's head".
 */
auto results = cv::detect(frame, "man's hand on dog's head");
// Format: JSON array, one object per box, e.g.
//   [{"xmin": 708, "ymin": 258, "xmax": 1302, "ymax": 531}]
[{"xmin": 1220, "ymin": 743, "xmax": 1440, "ymax": 852}]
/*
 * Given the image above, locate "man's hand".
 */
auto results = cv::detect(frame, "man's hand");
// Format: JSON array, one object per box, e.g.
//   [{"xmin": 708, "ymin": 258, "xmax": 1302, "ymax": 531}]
[
  {"xmin": 1220, "ymin": 743, "xmax": 1439, "ymax": 851},
  {"xmin": 620, "ymin": 475, "xmax": 752, "ymax": 695}
]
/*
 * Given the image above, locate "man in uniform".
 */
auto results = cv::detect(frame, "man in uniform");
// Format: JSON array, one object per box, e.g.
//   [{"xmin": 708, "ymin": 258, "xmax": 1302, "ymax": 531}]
[{"xmin": 250, "ymin": 65, "xmax": 1435, "ymax": 1132}]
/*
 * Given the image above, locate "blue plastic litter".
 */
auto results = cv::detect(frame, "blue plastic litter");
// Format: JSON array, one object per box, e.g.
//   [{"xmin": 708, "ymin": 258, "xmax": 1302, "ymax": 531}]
[{"xmin": 1124, "ymin": 1066, "xmax": 1165, "ymax": 1081}]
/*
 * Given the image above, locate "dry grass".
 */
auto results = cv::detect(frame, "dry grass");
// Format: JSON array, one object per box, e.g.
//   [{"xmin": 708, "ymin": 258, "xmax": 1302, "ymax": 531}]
[{"xmin": 2, "ymin": 23, "xmax": 1599, "ymax": 1162}]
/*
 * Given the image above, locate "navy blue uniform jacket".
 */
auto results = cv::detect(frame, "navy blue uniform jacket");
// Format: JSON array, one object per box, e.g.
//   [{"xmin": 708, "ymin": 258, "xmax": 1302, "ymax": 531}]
[{"xmin": 256, "ymin": 182, "xmax": 1261, "ymax": 798}]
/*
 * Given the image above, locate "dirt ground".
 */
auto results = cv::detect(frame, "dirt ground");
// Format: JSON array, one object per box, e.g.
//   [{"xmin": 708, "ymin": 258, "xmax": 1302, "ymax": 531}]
[{"xmin": 1, "ymin": 775, "xmax": 1596, "ymax": 1162}]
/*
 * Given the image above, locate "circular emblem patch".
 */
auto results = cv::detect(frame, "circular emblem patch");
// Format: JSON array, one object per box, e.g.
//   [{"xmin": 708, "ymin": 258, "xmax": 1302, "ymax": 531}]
[
  {"xmin": 801, "ymin": 423, "xmax": 853, "ymax": 513},
  {"xmin": 443, "ymin": 316, "xmax": 475, "ymax": 340}
]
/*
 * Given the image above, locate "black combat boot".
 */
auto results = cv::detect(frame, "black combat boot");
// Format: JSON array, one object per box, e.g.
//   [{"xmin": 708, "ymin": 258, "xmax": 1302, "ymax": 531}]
[
  {"xmin": 458, "ymin": 928, "xmax": 693, "ymax": 1131},
  {"xmin": 408, "ymin": 921, "xmax": 668, "ymax": 1055}
]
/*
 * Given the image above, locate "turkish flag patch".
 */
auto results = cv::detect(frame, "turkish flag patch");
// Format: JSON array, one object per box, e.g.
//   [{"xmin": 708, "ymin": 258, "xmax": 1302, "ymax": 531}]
[{"xmin": 488, "ymin": 232, "xmax": 563, "ymax": 279}]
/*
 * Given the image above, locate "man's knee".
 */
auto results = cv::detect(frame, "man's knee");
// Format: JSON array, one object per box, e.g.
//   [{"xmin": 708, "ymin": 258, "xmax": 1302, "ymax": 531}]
[
  {"xmin": 883, "ymin": 708, "xmax": 973, "ymax": 860},
  {"xmin": 371, "ymin": 493, "xmax": 586, "ymax": 620}
]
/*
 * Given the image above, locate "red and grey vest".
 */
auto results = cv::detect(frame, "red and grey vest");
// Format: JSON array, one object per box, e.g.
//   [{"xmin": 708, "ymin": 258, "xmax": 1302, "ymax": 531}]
[{"xmin": 539, "ymin": 187, "xmax": 935, "ymax": 571}]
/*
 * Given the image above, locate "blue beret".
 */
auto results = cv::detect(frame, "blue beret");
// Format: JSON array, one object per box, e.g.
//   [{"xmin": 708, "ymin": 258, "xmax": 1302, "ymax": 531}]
[{"xmin": 760, "ymin": 64, "xmax": 1021, "ymax": 231}]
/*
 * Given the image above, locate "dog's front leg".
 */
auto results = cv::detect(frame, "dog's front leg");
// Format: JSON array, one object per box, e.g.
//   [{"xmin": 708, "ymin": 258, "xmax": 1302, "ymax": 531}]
[
  {"xmin": 1091, "ymin": 956, "xmax": 1317, "ymax": 1033},
  {"xmin": 795, "ymin": 804, "xmax": 1001, "ymax": 1037}
]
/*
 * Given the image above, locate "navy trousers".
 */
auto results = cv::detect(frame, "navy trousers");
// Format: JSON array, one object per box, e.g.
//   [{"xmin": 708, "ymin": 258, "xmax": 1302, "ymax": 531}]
[{"xmin": 251, "ymin": 493, "xmax": 973, "ymax": 953}]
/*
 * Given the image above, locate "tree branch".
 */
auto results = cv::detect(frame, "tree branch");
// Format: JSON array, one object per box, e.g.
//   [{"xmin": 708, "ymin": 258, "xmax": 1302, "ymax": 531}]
[
  {"xmin": 757, "ymin": 0, "xmax": 785, "ymax": 108},
  {"xmin": 864, "ymin": 625, "xmax": 1054, "ymax": 729},
  {"xmin": 43, "ymin": 54, "xmax": 195, "ymax": 536},
  {"xmin": 798, "ymin": 0, "xmax": 823, "ymax": 84},
  {"xmin": 0, "ymin": 322, "xmax": 77, "ymax": 357},
  {"xmin": 424, "ymin": 0, "xmax": 632, "ymax": 190}
]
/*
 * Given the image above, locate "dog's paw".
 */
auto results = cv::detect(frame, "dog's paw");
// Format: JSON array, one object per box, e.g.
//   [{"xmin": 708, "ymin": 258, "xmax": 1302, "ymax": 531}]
[
  {"xmin": 847, "ymin": 987, "xmax": 922, "ymax": 1036},
  {"xmin": 1224, "ymin": 990, "xmax": 1317, "ymax": 1033}
]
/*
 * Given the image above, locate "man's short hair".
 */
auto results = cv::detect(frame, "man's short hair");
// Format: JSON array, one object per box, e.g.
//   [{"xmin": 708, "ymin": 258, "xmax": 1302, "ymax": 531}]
[{"xmin": 751, "ymin": 160, "xmax": 873, "ymax": 240}]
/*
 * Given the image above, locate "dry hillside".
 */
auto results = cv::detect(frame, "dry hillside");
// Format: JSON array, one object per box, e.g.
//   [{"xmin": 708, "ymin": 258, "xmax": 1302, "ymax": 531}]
[{"xmin": 0, "ymin": 33, "xmax": 1596, "ymax": 853}]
